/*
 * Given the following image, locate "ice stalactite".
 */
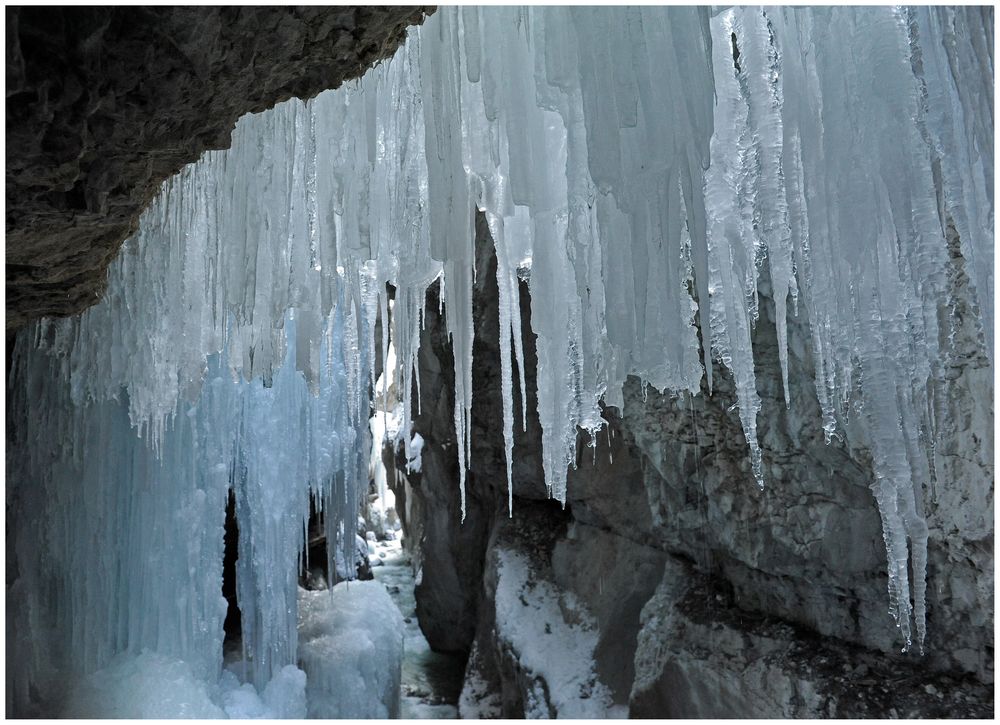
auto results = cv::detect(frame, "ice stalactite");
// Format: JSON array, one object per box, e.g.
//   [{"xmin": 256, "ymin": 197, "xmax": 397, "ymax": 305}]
[
  {"xmin": 6, "ymin": 6, "xmax": 992, "ymax": 713},
  {"xmin": 7, "ymin": 98, "xmax": 379, "ymax": 710},
  {"xmin": 760, "ymin": 6, "xmax": 956, "ymax": 653},
  {"xmin": 910, "ymin": 7, "xmax": 994, "ymax": 365},
  {"xmin": 8, "ymin": 308, "xmax": 370, "ymax": 712},
  {"xmin": 7, "ymin": 333, "xmax": 230, "ymax": 713}
]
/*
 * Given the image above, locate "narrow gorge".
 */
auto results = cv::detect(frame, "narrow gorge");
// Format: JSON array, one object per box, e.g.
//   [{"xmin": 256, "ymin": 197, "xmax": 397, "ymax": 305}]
[{"xmin": 6, "ymin": 5, "xmax": 994, "ymax": 719}]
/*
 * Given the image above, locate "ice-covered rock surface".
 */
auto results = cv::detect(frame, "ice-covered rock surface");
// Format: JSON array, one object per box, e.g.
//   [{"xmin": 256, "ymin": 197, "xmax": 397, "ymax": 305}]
[
  {"xmin": 397, "ymin": 189, "xmax": 992, "ymax": 716},
  {"xmin": 6, "ymin": 3, "xmax": 993, "ymax": 718},
  {"xmin": 297, "ymin": 581, "xmax": 404, "ymax": 718}
]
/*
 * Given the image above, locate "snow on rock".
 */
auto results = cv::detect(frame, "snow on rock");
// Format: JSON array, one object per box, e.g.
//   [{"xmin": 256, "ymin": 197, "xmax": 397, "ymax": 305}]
[
  {"xmin": 297, "ymin": 581, "xmax": 405, "ymax": 718},
  {"xmin": 407, "ymin": 433, "xmax": 426, "ymax": 473},
  {"xmin": 458, "ymin": 644, "xmax": 503, "ymax": 719},
  {"xmin": 493, "ymin": 549, "xmax": 615, "ymax": 718}
]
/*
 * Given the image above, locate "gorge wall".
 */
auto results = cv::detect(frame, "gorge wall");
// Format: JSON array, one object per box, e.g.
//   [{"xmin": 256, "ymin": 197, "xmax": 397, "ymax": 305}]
[
  {"xmin": 388, "ymin": 214, "xmax": 994, "ymax": 718},
  {"xmin": 6, "ymin": 6, "xmax": 431, "ymax": 331},
  {"xmin": 6, "ymin": 6, "xmax": 993, "ymax": 719}
]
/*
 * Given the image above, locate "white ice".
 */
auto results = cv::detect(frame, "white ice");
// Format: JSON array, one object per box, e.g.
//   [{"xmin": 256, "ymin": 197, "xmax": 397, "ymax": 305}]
[
  {"xmin": 7, "ymin": 7, "xmax": 992, "ymax": 713},
  {"xmin": 298, "ymin": 581, "xmax": 405, "ymax": 718}
]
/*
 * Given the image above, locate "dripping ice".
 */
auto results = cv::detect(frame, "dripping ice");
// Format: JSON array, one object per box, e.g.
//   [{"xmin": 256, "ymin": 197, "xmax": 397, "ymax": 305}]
[{"xmin": 6, "ymin": 5, "xmax": 992, "ymax": 713}]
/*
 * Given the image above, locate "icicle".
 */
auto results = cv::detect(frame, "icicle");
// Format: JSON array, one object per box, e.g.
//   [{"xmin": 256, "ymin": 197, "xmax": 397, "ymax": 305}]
[{"xmin": 7, "ymin": 12, "xmax": 992, "ymax": 712}]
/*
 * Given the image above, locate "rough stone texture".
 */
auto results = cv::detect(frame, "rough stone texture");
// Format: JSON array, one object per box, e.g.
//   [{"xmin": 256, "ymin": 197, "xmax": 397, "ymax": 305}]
[
  {"xmin": 461, "ymin": 504, "xmax": 571, "ymax": 719},
  {"xmin": 6, "ymin": 6, "xmax": 432, "ymax": 332},
  {"xmin": 393, "ymin": 212, "xmax": 993, "ymax": 717},
  {"xmin": 456, "ymin": 499, "xmax": 992, "ymax": 719},
  {"xmin": 608, "ymin": 247, "xmax": 993, "ymax": 682},
  {"xmin": 628, "ymin": 557, "xmax": 992, "ymax": 718},
  {"xmin": 551, "ymin": 518, "xmax": 678, "ymax": 711},
  {"xmin": 387, "ymin": 211, "xmax": 548, "ymax": 655}
]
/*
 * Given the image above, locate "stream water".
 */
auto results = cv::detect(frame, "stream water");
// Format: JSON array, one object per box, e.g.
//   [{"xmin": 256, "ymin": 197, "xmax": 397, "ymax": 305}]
[{"xmin": 371, "ymin": 537, "xmax": 466, "ymax": 719}]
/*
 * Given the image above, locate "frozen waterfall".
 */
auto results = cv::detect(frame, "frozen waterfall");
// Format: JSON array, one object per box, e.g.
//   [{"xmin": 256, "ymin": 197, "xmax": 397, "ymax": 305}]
[{"xmin": 7, "ymin": 5, "xmax": 992, "ymax": 716}]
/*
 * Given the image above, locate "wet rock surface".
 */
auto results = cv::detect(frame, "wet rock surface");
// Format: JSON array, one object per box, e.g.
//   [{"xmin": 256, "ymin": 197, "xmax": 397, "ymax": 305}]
[{"xmin": 6, "ymin": 6, "xmax": 431, "ymax": 331}]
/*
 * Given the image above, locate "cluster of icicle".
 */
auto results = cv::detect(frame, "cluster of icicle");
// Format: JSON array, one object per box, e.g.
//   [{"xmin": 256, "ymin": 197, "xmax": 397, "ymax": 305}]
[
  {"xmin": 9, "ymin": 306, "xmax": 369, "ymax": 709},
  {"xmin": 7, "ymin": 5, "xmax": 992, "ymax": 710}
]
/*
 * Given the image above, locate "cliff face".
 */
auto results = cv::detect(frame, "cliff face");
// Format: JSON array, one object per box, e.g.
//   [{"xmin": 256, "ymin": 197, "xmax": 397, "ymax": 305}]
[
  {"xmin": 390, "ymin": 214, "xmax": 993, "ymax": 718},
  {"xmin": 6, "ymin": 6, "xmax": 431, "ymax": 331}
]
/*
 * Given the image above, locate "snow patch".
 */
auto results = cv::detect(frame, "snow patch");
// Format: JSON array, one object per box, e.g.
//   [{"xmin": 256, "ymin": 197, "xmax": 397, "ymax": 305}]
[
  {"xmin": 494, "ymin": 549, "xmax": 615, "ymax": 717},
  {"xmin": 458, "ymin": 644, "xmax": 503, "ymax": 719},
  {"xmin": 407, "ymin": 432, "xmax": 425, "ymax": 473}
]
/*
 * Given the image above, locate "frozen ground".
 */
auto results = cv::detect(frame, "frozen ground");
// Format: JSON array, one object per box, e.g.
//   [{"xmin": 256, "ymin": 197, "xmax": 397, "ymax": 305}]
[
  {"xmin": 62, "ymin": 651, "xmax": 307, "ymax": 719},
  {"xmin": 371, "ymin": 537, "xmax": 466, "ymax": 719}
]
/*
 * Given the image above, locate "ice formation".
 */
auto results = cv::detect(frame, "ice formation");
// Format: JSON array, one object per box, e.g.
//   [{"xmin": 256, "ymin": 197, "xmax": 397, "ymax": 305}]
[
  {"xmin": 6, "ymin": 5, "xmax": 992, "ymax": 715},
  {"xmin": 64, "ymin": 652, "xmax": 229, "ymax": 718},
  {"xmin": 298, "ymin": 582, "xmax": 404, "ymax": 718}
]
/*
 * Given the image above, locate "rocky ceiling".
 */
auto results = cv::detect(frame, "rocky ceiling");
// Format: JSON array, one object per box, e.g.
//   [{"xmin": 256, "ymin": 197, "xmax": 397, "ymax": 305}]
[{"xmin": 5, "ymin": 6, "xmax": 432, "ymax": 332}]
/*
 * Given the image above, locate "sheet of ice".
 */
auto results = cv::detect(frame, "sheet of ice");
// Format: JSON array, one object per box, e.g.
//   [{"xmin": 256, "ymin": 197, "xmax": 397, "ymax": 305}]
[
  {"xmin": 297, "ymin": 581, "xmax": 405, "ymax": 718},
  {"xmin": 6, "ymin": 311, "xmax": 368, "ymax": 710},
  {"xmin": 494, "ymin": 549, "xmax": 615, "ymax": 718},
  {"xmin": 7, "ymin": 350, "xmax": 231, "ymax": 713}
]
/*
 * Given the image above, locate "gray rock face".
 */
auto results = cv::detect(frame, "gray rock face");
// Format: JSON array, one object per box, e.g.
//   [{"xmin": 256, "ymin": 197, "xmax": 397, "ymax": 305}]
[
  {"xmin": 385, "ymin": 211, "xmax": 549, "ymax": 655},
  {"xmin": 395, "ymin": 213, "xmax": 992, "ymax": 717},
  {"xmin": 606, "ymin": 233, "xmax": 993, "ymax": 683},
  {"xmin": 628, "ymin": 558, "xmax": 992, "ymax": 718},
  {"xmin": 6, "ymin": 6, "xmax": 431, "ymax": 331}
]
